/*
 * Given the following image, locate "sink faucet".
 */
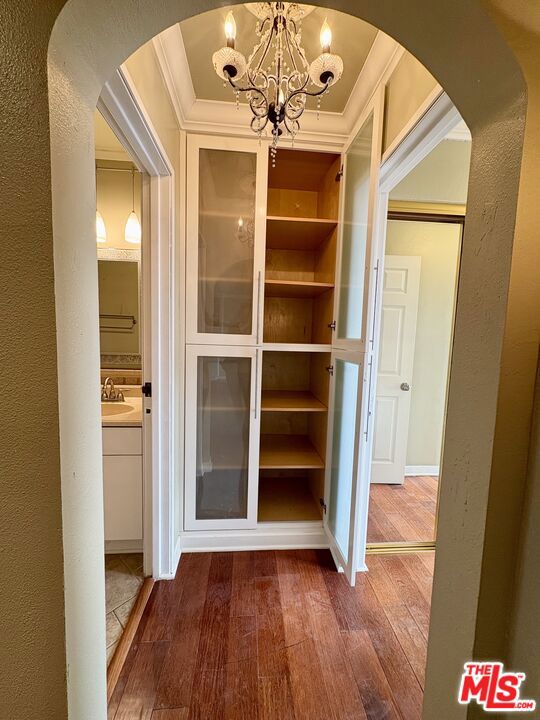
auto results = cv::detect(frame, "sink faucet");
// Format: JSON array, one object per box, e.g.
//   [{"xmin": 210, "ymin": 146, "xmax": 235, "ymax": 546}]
[{"xmin": 101, "ymin": 377, "xmax": 125, "ymax": 402}]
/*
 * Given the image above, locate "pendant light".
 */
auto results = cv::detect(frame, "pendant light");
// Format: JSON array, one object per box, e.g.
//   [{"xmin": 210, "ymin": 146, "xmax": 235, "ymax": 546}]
[
  {"xmin": 125, "ymin": 168, "xmax": 141, "ymax": 244},
  {"xmin": 96, "ymin": 210, "xmax": 107, "ymax": 244}
]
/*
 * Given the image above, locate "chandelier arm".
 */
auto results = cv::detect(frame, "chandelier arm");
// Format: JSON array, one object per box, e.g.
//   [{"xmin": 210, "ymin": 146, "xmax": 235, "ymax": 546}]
[
  {"xmin": 287, "ymin": 80, "xmax": 331, "ymax": 105},
  {"xmin": 226, "ymin": 76, "xmax": 270, "ymax": 121}
]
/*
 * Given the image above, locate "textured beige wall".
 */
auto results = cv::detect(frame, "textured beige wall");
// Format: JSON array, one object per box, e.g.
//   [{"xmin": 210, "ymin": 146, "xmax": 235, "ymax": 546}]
[
  {"xmin": 0, "ymin": 1, "xmax": 68, "ymax": 718},
  {"xmin": 471, "ymin": 1, "xmax": 540, "ymax": 706},
  {"xmin": 386, "ymin": 221, "xmax": 461, "ymax": 468},
  {"xmin": 0, "ymin": 1, "xmax": 528, "ymax": 718},
  {"xmin": 383, "ymin": 50, "xmax": 439, "ymax": 152},
  {"xmin": 508, "ymin": 361, "xmax": 540, "ymax": 698}
]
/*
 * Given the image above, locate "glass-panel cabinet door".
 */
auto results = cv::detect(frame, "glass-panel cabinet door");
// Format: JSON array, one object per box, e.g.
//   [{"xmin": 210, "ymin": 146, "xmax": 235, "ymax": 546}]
[
  {"xmin": 324, "ymin": 350, "xmax": 365, "ymax": 585},
  {"xmin": 324, "ymin": 89, "xmax": 384, "ymax": 584},
  {"xmin": 185, "ymin": 345, "xmax": 261, "ymax": 530},
  {"xmin": 334, "ymin": 90, "xmax": 383, "ymax": 352},
  {"xmin": 186, "ymin": 135, "xmax": 267, "ymax": 345}
]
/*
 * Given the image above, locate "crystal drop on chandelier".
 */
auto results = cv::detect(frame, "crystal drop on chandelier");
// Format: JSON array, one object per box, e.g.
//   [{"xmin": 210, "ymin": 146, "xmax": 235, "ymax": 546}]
[{"xmin": 212, "ymin": 3, "xmax": 344, "ymax": 152}]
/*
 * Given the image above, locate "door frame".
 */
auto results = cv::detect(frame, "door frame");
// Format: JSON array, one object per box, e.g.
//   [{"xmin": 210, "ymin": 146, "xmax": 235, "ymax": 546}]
[
  {"xmin": 98, "ymin": 67, "xmax": 178, "ymax": 579},
  {"xmin": 357, "ymin": 91, "xmax": 464, "ymax": 566}
]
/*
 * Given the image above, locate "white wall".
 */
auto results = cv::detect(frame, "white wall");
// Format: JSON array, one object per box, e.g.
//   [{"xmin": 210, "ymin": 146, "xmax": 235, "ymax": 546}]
[
  {"xmin": 386, "ymin": 219, "xmax": 461, "ymax": 467},
  {"xmin": 391, "ymin": 139, "xmax": 471, "ymax": 204}
]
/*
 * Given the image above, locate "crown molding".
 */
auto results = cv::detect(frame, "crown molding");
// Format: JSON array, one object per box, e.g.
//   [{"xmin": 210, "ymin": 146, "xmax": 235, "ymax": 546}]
[{"xmin": 152, "ymin": 23, "xmax": 401, "ymax": 148}]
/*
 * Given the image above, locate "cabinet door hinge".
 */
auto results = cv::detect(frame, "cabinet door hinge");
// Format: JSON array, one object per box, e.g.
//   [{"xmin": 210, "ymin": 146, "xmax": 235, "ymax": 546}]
[
  {"xmin": 319, "ymin": 498, "xmax": 327, "ymax": 514},
  {"xmin": 335, "ymin": 166, "xmax": 344, "ymax": 182},
  {"xmin": 328, "ymin": 320, "xmax": 336, "ymax": 331},
  {"xmin": 326, "ymin": 365, "xmax": 334, "ymax": 376},
  {"xmin": 142, "ymin": 381, "xmax": 152, "ymax": 398}
]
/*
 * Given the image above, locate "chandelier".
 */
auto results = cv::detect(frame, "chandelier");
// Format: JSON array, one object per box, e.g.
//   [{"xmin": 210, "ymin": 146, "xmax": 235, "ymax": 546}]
[{"xmin": 212, "ymin": 3, "xmax": 343, "ymax": 163}]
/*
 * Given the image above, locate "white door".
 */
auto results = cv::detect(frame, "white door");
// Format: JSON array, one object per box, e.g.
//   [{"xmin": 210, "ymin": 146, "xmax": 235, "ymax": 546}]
[
  {"xmin": 324, "ymin": 88, "xmax": 384, "ymax": 584},
  {"xmin": 184, "ymin": 345, "xmax": 261, "ymax": 530},
  {"xmin": 371, "ymin": 255, "xmax": 421, "ymax": 484},
  {"xmin": 186, "ymin": 134, "xmax": 267, "ymax": 346}
]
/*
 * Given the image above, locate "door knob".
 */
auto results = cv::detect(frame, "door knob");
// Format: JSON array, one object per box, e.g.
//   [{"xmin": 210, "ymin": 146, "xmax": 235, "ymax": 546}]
[{"xmin": 400, "ymin": 382, "xmax": 410, "ymax": 391}]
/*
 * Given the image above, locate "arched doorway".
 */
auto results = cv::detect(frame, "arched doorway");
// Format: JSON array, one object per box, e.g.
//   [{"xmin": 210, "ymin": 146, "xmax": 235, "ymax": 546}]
[{"xmin": 46, "ymin": 2, "xmax": 526, "ymax": 718}]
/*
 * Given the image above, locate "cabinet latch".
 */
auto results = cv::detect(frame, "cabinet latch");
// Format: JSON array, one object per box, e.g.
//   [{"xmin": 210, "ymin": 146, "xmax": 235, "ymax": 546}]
[
  {"xmin": 319, "ymin": 498, "xmax": 327, "ymax": 513},
  {"xmin": 328, "ymin": 320, "xmax": 336, "ymax": 331},
  {"xmin": 326, "ymin": 365, "xmax": 334, "ymax": 376},
  {"xmin": 142, "ymin": 382, "xmax": 152, "ymax": 398}
]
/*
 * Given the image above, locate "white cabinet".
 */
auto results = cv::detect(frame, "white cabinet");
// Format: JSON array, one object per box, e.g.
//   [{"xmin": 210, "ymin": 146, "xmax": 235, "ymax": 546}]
[
  {"xmin": 102, "ymin": 427, "xmax": 143, "ymax": 543},
  {"xmin": 186, "ymin": 134, "xmax": 268, "ymax": 346},
  {"xmin": 182, "ymin": 102, "xmax": 384, "ymax": 585},
  {"xmin": 184, "ymin": 345, "xmax": 261, "ymax": 530}
]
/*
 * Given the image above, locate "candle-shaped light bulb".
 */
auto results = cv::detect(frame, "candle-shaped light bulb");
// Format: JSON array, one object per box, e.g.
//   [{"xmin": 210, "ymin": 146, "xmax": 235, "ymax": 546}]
[
  {"xmin": 278, "ymin": 87, "xmax": 285, "ymax": 107},
  {"xmin": 224, "ymin": 11, "xmax": 237, "ymax": 47},
  {"xmin": 238, "ymin": 217, "xmax": 244, "ymax": 229},
  {"xmin": 320, "ymin": 18, "xmax": 332, "ymax": 53}
]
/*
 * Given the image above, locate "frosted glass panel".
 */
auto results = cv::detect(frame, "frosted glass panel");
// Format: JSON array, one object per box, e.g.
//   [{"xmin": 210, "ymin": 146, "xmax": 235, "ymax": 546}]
[
  {"xmin": 196, "ymin": 356, "xmax": 251, "ymax": 520},
  {"xmin": 328, "ymin": 359, "xmax": 359, "ymax": 561},
  {"xmin": 337, "ymin": 115, "xmax": 373, "ymax": 341},
  {"xmin": 198, "ymin": 148, "xmax": 256, "ymax": 335}
]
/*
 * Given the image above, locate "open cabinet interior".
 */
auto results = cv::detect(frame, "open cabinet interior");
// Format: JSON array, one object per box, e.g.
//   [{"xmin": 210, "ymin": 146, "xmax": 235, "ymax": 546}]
[
  {"xmin": 263, "ymin": 149, "xmax": 341, "ymax": 346},
  {"xmin": 258, "ymin": 350, "xmax": 330, "ymax": 522},
  {"xmin": 258, "ymin": 146, "xmax": 341, "ymax": 522}
]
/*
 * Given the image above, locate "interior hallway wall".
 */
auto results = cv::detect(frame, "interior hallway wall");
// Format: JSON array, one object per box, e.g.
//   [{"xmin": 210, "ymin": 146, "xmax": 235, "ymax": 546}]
[
  {"xmin": 391, "ymin": 140, "xmax": 471, "ymax": 205},
  {"xmin": 385, "ymin": 220, "xmax": 461, "ymax": 468},
  {"xmin": 0, "ymin": 0, "xmax": 527, "ymax": 717},
  {"xmin": 473, "ymin": 1, "xmax": 540, "ymax": 702},
  {"xmin": 0, "ymin": 2, "xmax": 69, "ymax": 718},
  {"xmin": 383, "ymin": 50, "xmax": 439, "ymax": 152}
]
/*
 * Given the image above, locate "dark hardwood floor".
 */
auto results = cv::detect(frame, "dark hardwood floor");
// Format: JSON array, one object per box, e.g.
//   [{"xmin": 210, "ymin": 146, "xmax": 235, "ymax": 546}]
[
  {"xmin": 367, "ymin": 476, "xmax": 438, "ymax": 544},
  {"xmin": 108, "ymin": 550, "xmax": 435, "ymax": 720}
]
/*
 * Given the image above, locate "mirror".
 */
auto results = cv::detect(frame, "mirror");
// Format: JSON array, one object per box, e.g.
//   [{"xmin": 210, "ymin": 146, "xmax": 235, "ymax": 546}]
[{"xmin": 98, "ymin": 255, "xmax": 141, "ymax": 369}]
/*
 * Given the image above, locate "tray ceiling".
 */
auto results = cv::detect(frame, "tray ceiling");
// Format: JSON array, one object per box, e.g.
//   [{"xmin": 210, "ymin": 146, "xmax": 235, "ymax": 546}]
[{"xmin": 179, "ymin": 4, "xmax": 379, "ymax": 113}]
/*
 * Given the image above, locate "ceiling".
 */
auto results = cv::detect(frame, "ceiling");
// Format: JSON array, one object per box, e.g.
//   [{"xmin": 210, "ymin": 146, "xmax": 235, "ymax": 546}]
[
  {"xmin": 94, "ymin": 111, "xmax": 131, "ymax": 161},
  {"xmin": 179, "ymin": 4, "xmax": 379, "ymax": 113}
]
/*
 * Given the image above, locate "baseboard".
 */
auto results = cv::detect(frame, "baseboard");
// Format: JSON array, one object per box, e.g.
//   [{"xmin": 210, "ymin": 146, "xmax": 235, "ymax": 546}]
[
  {"xmin": 180, "ymin": 522, "xmax": 329, "ymax": 553},
  {"xmin": 404, "ymin": 465, "xmax": 439, "ymax": 476},
  {"xmin": 105, "ymin": 539, "xmax": 143, "ymax": 554}
]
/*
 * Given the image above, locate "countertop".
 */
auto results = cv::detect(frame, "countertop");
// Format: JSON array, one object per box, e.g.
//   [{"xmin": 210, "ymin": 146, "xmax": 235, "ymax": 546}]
[{"xmin": 101, "ymin": 390, "xmax": 143, "ymax": 427}]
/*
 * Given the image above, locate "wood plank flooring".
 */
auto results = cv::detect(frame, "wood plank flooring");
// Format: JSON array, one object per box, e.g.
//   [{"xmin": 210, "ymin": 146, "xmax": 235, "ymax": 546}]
[
  {"xmin": 109, "ymin": 550, "xmax": 435, "ymax": 720},
  {"xmin": 367, "ymin": 476, "xmax": 438, "ymax": 544}
]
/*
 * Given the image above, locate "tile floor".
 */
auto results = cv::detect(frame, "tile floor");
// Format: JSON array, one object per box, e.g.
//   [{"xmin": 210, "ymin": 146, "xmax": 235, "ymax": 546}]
[{"xmin": 105, "ymin": 553, "xmax": 144, "ymax": 665}]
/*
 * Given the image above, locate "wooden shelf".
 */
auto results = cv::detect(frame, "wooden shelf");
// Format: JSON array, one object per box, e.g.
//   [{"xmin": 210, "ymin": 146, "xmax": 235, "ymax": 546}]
[
  {"xmin": 258, "ymin": 476, "xmax": 322, "ymax": 522},
  {"xmin": 265, "ymin": 279, "xmax": 334, "ymax": 299},
  {"xmin": 259, "ymin": 434, "xmax": 325, "ymax": 469},
  {"xmin": 262, "ymin": 343, "xmax": 332, "ymax": 353},
  {"xmin": 266, "ymin": 216, "xmax": 337, "ymax": 250},
  {"xmin": 261, "ymin": 390, "xmax": 327, "ymax": 413}
]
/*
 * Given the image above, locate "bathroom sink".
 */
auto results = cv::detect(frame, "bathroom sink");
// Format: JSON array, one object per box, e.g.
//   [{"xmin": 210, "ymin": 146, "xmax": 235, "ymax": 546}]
[{"xmin": 101, "ymin": 402, "xmax": 135, "ymax": 417}]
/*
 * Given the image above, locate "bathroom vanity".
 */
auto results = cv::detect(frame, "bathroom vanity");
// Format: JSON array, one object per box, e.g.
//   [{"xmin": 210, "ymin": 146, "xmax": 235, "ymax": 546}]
[{"xmin": 102, "ymin": 391, "xmax": 143, "ymax": 551}]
